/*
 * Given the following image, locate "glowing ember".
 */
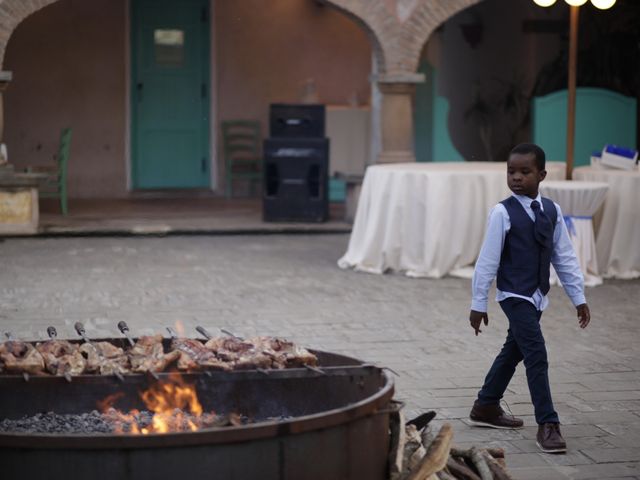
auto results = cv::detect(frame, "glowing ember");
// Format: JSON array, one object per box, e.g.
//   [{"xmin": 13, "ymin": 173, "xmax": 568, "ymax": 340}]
[{"xmin": 98, "ymin": 374, "xmax": 229, "ymax": 435}]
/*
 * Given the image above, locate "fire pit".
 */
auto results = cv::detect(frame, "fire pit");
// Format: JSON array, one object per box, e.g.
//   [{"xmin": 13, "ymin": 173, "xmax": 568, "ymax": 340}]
[{"xmin": 0, "ymin": 336, "xmax": 394, "ymax": 480}]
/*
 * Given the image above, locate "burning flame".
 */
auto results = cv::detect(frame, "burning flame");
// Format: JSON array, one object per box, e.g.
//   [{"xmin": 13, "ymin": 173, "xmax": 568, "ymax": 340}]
[
  {"xmin": 141, "ymin": 374, "xmax": 203, "ymax": 433},
  {"xmin": 99, "ymin": 373, "xmax": 206, "ymax": 435},
  {"xmin": 174, "ymin": 320, "xmax": 185, "ymax": 337}
]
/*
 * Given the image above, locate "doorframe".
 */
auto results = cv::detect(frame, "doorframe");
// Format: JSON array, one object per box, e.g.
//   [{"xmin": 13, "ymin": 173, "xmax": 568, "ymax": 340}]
[{"xmin": 124, "ymin": 0, "xmax": 218, "ymax": 193}]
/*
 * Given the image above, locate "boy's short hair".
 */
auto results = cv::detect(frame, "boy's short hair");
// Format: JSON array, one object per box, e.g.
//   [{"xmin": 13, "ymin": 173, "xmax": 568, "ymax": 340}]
[{"xmin": 510, "ymin": 143, "xmax": 546, "ymax": 171}]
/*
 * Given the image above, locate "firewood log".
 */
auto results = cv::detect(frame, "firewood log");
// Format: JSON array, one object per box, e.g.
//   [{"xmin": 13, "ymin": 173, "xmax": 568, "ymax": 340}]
[
  {"xmin": 486, "ymin": 448, "xmax": 505, "ymax": 460},
  {"xmin": 420, "ymin": 423, "xmax": 435, "ymax": 448},
  {"xmin": 480, "ymin": 449, "xmax": 515, "ymax": 480},
  {"xmin": 468, "ymin": 447, "xmax": 492, "ymax": 480},
  {"xmin": 405, "ymin": 425, "xmax": 427, "ymax": 471},
  {"xmin": 388, "ymin": 407, "xmax": 407, "ymax": 479},
  {"xmin": 450, "ymin": 446, "xmax": 505, "ymax": 460},
  {"xmin": 406, "ymin": 423, "xmax": 453, "ymax": 480},
  {"xmin": 446, "ymin": 457, "xmax": 482, "ymax": 480},
  {"xmin": 436, "ymin": 469, "xmax": 457, "ymax": 480}
]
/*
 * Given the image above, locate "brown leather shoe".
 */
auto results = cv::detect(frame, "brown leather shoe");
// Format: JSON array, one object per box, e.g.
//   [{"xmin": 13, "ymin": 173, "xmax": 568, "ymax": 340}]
[
  {"xmin": 536, "ymin": 423, "xmax": 567, "ymax": 453},
  {"xmin": 468, "ymin": 400, "xmax": 524, "ymax": 429}
]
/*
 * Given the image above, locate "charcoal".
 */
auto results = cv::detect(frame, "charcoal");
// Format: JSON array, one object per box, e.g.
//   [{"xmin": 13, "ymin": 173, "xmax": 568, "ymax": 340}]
[
  {"xmin": 0, "ymin": 410, "xmax": 113, "ymax": 434},
  {"xmin": 0, "ymin": 409, "xmax": 248, "ymax": 435}
]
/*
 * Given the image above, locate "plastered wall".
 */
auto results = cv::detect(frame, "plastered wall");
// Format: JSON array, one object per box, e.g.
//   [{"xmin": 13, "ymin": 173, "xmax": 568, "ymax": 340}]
[
  {"xmin": 3, "ymin": 0, "xmax": 372, "ymax": 197},
  {"xmin": 4, "ymin": 0, "xmax": 127, "ymax": 198}
]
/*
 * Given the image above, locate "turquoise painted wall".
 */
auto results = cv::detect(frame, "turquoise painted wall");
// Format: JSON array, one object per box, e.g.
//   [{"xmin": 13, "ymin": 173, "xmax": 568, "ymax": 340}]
[
  {"xmin": 414, "ymin": 61, "xmax": 464, "ymax": 162},
  {"xmin": 532, "ymin": 88, "xmax": 637, "ymax": 166}
]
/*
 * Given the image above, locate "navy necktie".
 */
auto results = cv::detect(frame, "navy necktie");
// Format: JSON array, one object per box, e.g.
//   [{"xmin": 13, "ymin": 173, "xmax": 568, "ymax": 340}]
[{"xmin": 531, "ymin": 200, "xmax": 553, "ymax": 250}]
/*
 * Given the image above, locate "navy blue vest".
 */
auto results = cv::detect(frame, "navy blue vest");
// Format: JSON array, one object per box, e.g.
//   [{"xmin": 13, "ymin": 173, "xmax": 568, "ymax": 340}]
[{"xmin": 496, "ymin": 196, "xmax": 557, "ymax": 296}]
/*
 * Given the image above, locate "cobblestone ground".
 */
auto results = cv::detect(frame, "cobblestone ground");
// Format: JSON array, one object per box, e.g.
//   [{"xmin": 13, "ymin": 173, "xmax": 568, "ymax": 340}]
[{"xmin": 1, "ymin": 234, "xmax": 639, "ymax": 479}]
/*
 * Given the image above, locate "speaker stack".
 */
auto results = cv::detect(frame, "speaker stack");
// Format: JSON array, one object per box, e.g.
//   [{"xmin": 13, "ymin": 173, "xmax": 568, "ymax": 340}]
[{"xmin": 263, "ymin": 104, "xmax": 329, "ymax": 222}]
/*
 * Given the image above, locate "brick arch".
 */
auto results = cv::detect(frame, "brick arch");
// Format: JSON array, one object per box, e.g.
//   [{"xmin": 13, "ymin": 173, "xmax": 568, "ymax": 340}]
[
  {"xmin": 0, "ymin": 0, "xmax": 58, "ymax": 68},
  {"xmin": 402, "ymin": 0, "xmax": 483, "ymax": 73},
  {"xmin": 0, "ymin": 0, "xmax": 484, "ymax": 75},
  {"xmin": 316, "ymin": 0, "xmax": 387, "ymax": 76},
  {"xmin": 325, "ymin": 0, "xmax": 484, "ymax": 75}
]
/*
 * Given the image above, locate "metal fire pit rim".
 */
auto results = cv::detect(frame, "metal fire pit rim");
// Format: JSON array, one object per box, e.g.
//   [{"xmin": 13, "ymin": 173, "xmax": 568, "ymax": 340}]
[
  {"xmin": 0, "ymin": 372, "xmax": 394, "ymax": 450},
  {"xmin": 0, "ymin": 364, "xmax": 374, "ymax": 385}
]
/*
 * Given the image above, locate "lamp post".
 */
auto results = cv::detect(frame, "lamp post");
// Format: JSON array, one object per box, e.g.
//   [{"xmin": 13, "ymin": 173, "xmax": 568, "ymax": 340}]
[{"xmin": 532, "ymin": 0, "xmax": 617, "ymax": 179}]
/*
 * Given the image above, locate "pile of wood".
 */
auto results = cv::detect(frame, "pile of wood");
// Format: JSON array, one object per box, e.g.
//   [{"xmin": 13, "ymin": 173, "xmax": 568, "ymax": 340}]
[{"xmin": 389, "ymin": 409, "xmax": 514, "ymax": 480}]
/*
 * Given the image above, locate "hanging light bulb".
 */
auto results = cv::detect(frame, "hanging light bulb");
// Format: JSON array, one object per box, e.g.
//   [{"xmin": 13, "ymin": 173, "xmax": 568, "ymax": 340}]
[
  {"xmin": 532, "ymin": 0, "xmax": 557, "ymax": 6},
  {"xmin": 590, "ymin": 0, "xmax": 616, "ymax": 9},
  {"xmin": 565, "ymin": 0, "xmax": 588, "ymax": 6}
]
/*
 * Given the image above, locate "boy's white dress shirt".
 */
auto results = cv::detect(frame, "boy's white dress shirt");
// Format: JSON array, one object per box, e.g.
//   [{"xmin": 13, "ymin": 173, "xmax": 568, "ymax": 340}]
[{"xmin": 471, "ymin": 193, "xmax": 586, "ymax": 313}]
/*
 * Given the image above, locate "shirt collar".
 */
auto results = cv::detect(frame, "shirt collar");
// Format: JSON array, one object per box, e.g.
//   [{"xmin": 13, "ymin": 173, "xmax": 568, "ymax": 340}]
[{"xmin": 511, "ymin": 193, "xmax": 542, "ymax": 209}]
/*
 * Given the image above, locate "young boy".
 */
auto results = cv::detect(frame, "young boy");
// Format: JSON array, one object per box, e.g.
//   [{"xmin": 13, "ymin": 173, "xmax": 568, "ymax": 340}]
[{"xmin": 469, "ymin": 143, "xmax": 590, "ymax": 454}]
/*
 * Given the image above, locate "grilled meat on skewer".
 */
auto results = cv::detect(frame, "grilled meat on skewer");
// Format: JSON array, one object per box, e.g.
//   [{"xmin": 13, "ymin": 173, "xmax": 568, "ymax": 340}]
[
  {"xmin": 35, "ymin": 340, "xmax": 86, "ymax": 376},
  {"xmin": 128, "ymin": 335, "xmax": 180, "ymax": 373},
  {"xmin": 79, "ymin": 341, "xmax": 129, "ymax": 375},
  {"xmin": 249, "ymin": 337, "xmax": 318, "ymax": 368},
  {"xmin": 0, "ymin": 335, "xmax": 318, "ymax": 376},
  {"xmin": 204, "ymin": 337, "xmax": 272, "ymax": 370},
  {"xmin": 171, "ymin": 338, "xmax": 231, "ymax": 371},
  {"xmin": 0, "ymin": 341, "xmax": 46, "ymax": 375}
]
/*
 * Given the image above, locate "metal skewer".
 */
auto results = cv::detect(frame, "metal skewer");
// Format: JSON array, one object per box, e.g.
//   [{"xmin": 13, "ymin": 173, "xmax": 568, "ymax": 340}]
[
  {"xmin": 46, "ymin": 327, "xmax": 57, "ymax": 339},
  {"xmin": 195, "ymin": 325, "xmax": 213, "ymax": 340},
  {"xmin": 166, "ymin": 326, "xmax": 178, "ymax": 339},
  {"xmin": 117, "ymin": 321, "xmax": 136, "ymax": 347},
  {"xmin": 47, "ymin": 326, "xmax": 72, "ymax": 382},
  {"xmin": 117, "ymin": 322, "xmax": 159, "ymax": 380},
  {"xmin": 220, "ymin": 328, "xmax": 244, "ymax": 341},
  {"xmin": 74, "ymin": 322, "xmax": 125, "ymax": 382},
  {"xmin": 74, "ymin": 322, "xmax": 91, "ymax": 344},
  {"xmin": 304, "ymin": 364, "xmax": 327, "ymax": 376}
]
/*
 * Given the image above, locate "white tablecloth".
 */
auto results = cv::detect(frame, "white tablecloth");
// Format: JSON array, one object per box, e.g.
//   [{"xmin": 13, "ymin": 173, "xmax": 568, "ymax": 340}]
[
  {"xmin": 573, "ymin": 166, "xmax": 640, "ymax": 279},
  {"xmin": 338, "ymin": 161, "xmax": 566, "ymax": 278},
  {"xmin": 540, "ymin": 180, "xmax": 609, "ymax": 287}
]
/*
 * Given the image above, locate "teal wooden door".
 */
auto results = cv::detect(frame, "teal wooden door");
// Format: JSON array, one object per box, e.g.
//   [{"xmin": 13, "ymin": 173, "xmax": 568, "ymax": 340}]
[{"xmin": 131, "ymin": 0, "xmax": 210, "ymax": 189}]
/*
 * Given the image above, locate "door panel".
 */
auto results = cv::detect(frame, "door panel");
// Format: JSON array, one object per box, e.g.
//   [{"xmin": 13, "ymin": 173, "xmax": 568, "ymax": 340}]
[{"xmin": 132, "ymin": 0, "xmax": 210, "ymax": 189}]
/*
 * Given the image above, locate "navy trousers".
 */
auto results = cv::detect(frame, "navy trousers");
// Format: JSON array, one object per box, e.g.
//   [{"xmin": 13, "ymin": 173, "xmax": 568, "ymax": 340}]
[{"xmin": 477, "ymin": 297, "xmax": 559, "ymax": 424}]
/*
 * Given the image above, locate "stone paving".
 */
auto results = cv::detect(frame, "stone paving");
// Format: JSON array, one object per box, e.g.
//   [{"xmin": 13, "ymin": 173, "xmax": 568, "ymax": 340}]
[{"xmin": 0, "ymin": 234, "xmax": 638, "ymax": 479}]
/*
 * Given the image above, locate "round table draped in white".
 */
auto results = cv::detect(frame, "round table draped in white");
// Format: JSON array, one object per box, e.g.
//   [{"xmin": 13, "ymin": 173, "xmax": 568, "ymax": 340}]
[
  {"xmin": 338, "ymin": 161, "xmax": 566, "ymax": 278},
  {"xmin": 540, "ymin": 180, "xmax": 609, "ymax": 287},
  {"xmin": 573, "ymin": 166, "xmax": 640, "ymax": 279}
]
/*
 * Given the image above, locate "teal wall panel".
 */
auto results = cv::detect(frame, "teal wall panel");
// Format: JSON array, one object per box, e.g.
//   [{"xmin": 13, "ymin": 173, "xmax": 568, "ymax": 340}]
[
  {"xmin": 532, "ymin": 88, "xmax": 637, "ymax": 166},
  {"xmin": 414, "ymin": 61, "xmax": 464, "ymax": 162},
  {"xmin": 329, "ymin": 178, "xmax": 346, "ymax": 203}
]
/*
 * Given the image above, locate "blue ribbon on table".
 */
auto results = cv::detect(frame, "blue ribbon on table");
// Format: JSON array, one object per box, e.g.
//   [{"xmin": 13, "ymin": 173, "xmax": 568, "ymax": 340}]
[{"xmin": 563, "ymin": 215, "xmax": 592, "ymax": 237}]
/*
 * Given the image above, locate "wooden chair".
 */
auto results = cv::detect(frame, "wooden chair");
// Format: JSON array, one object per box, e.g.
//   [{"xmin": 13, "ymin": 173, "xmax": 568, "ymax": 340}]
[
  {"xmin": 27, "ymin": 127, "xmax": 72, "ymax": 215},
  {"xmin": 221, "ymin": 120, "xmax": 262, "ymax": 198}
]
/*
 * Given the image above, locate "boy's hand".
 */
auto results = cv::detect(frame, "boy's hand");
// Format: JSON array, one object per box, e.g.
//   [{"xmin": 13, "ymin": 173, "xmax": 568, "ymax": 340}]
[
  {"xmin": 577, "ymin": 303, "xmax": 590, "ymax": 329},
  {"xmin": 470, "ymin": 310, "xmax": 488, "ymax": 336}
]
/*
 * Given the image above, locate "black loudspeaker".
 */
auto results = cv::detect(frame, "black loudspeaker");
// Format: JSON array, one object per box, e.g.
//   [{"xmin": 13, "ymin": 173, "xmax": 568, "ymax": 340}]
[
  {"xmin": 269, "ymin": 104, "xmax": 325, "ymax": 138},
  {"xmin": 263, "ymin": 138, "xmax": 329, "ymax": 222}
]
